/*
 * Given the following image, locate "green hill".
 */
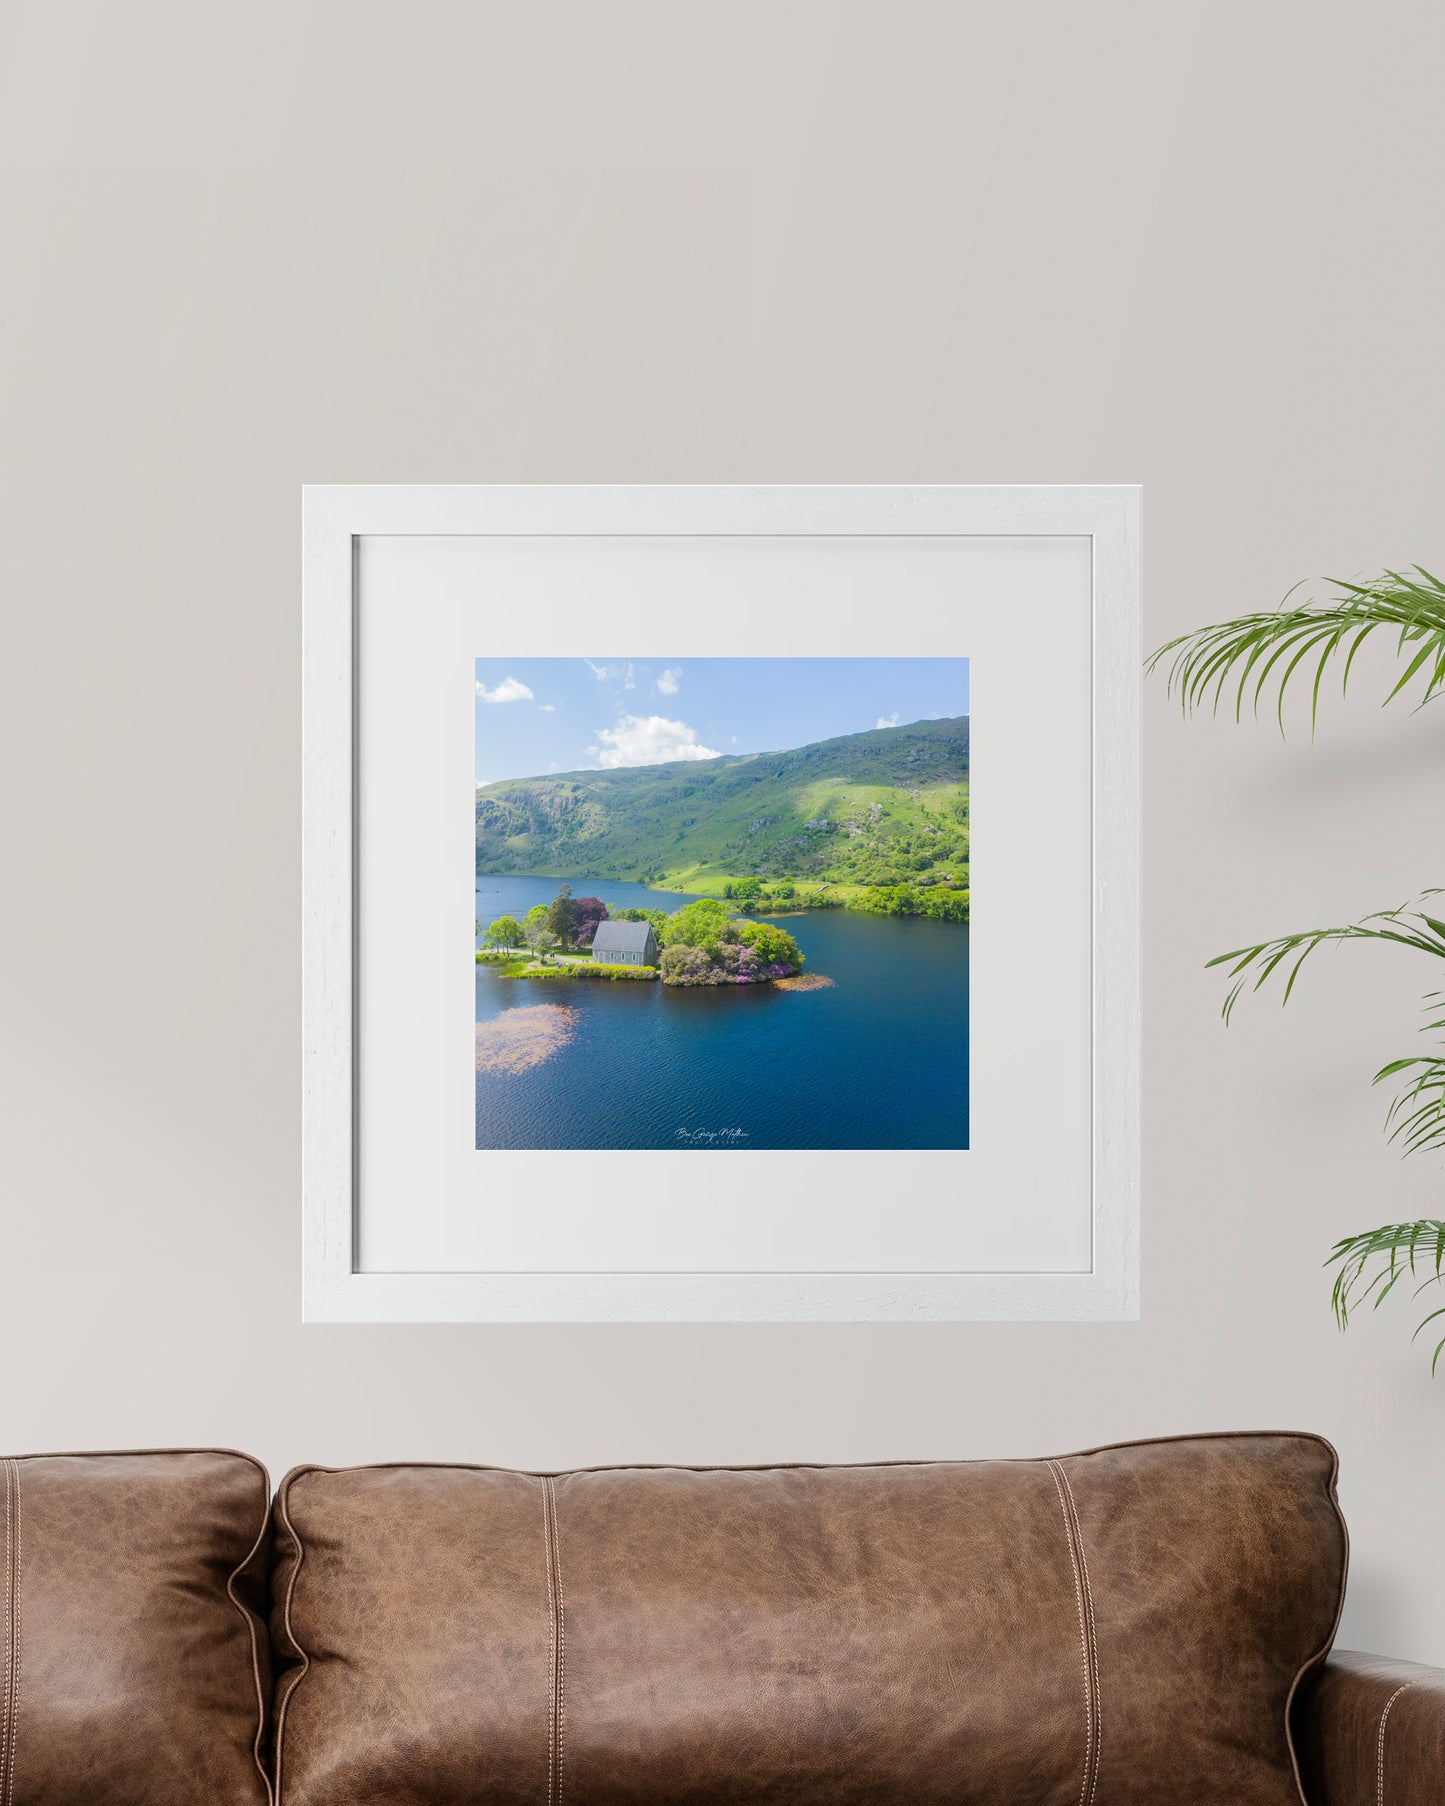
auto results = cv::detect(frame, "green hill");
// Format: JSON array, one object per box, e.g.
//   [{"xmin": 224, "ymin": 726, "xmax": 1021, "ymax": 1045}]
[{"xmin": 475, "ymin": 715, "xmax": 969, "ymax": 897}]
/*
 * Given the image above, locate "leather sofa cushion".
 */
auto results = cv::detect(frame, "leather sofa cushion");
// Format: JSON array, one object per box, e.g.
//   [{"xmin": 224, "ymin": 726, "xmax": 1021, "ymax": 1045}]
[
  {"xmin": 270, "ymin": 1432, "xmax": 1346, "ymax": 1805},
  {"xmin": 0, "ymin": 1448, "xmax": 271, "ymax": 1806},
  {"xmin": 1293, "ymin": 1648, "xmax": 1445, "ymax": 1806}
]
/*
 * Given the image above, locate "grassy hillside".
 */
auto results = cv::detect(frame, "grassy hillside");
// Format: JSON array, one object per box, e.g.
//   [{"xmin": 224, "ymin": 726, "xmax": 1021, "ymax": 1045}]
[{"xmin": 475, "ymin": 715, "xmax": 969, "ymax": 895}]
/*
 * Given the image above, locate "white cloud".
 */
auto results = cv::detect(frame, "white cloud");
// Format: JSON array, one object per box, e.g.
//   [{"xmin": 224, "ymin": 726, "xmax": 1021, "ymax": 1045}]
[
  {"xmin": 624, "ymin": 662, "xmax": 636, "ymax": 689},
  {"xmin": 588, "ymin": 714, "xmax": 721, "ymax": 769},
  {"xmin": 656, "ymin": 668, "xmax": 681, "ymax": 695},
  {"xmin": 476, "ymin": 676, "xmax": 534, "ymax": 705},
  {"xmin": 583, "ymin": 659, "xmax": 614, "ymax": 681},
  {"xmin": 875, "ymin": 712, "xmax": 900, "ymax": 729},
  {"xmin": 475, "ymin": 777, "xmax": 490, "ymax": 788},
  {"xmin": 539, "ymin": 703, "xmax": 555, "ymax": 712}
]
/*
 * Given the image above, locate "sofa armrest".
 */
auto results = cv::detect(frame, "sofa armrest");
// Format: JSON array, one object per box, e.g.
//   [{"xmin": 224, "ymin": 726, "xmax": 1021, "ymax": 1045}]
[{"xmin": 1294, "ymin": 1649, "xmax": 1445, "ymax": 1804}]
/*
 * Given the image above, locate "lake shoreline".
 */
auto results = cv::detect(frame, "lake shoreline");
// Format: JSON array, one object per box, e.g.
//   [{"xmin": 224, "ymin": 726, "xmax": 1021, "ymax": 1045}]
[
  {"xmin": 475, "ymin": 876, "xmax": 968, "ymax": 1152},
  {"xmin": 476, "ymin": 866, "xmax": 968, "ymax": 923}
]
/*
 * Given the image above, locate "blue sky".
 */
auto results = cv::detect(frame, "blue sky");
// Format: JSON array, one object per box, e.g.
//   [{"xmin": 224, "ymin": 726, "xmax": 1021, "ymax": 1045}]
[{"xmin": 475, "ymin": 657, "xmax": 969, "ymax": 784}]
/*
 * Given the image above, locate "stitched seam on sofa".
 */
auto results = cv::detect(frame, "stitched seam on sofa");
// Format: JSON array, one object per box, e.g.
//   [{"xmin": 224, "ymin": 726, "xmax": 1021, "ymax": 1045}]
[
  {"xmin": 0, "ymin": 1462, "xmax": 10, "ymax": 1806},
  {"xmin": 1047, "ymin": 1460, "xmax": 1095, "ymax": 1806},
  {"xmin": 225, "ymin": 1459, "xmax": 275, "ymax": 1804},
  {"xmin": 2, "ymin": 1461, "xmax": 20, "ymax": 1806},
  {"xmin": 272, "ymin": 1474, "xmax": 314, "ymax": 1804},
  {"xmin": 556, "ymin": 1497, "xmax": 567, "ymax": 1805},
  {"xmin": 1056, "ymin": 1463, "xmax": 1101, "ymax": 1806},
  {"xmin": 0, "ymin": 1464, "xmax": 10, "ymax": 1806},
  {"xmin": 10, "ymin": 1466, "xmax": 20, "ymax": 1806},
  {"xmin": 543, "ymin": 1477, "xmax": 567, "ymax": 1806},
  {"xmin": 543, "ymin": 1478, "xmax": 557, "ymax": 1806},
  {"xmin": 1377, "ymin": 1681, "xmax": 1415, "ymax": 1806}
]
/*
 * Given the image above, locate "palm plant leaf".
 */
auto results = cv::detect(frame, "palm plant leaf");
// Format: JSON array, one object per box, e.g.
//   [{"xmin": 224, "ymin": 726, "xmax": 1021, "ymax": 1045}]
[
  {"xmin": 1376, "ymin": 1080, "xmax": 1445, "ymax": 1162},
  {"xmin": 1369, "ymin": 994, "xmax": 1445, "ymax": 1151},
  {"xmin": 1327, "ymin": 1220, "xmax": 1445, "ymax": 1372},
  {"xmin": 1205, "ymin": 897, "xmax": 1445, "ymax": 1023},
  {"xmin": 1206, "ymin": 910, "xmax": 1445, "ymax": 1185},
  {"xmin": 1149, "ymin": 566, "xmax": 1445, "ymax": 1367},
  {"xmin": 1147, "ymin": 566, "xmax": 1445, "ymax": 729}
]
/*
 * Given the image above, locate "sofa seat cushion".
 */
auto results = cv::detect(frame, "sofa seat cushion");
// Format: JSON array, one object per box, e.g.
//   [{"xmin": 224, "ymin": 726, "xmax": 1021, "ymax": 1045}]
[
  {"xmin": 270, "ymin": 1433, "xmax": 1346, "ymax": 1806},
  {"xmin": 0, "ymin": 1447, "xmax": 272, "ymax": 1806}
]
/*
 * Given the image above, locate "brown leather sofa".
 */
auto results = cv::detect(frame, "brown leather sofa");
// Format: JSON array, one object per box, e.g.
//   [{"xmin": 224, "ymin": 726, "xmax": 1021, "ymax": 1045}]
[{"xmin": 0, "ymin": 1435, "xmax": 1440, "ymax": 1804}]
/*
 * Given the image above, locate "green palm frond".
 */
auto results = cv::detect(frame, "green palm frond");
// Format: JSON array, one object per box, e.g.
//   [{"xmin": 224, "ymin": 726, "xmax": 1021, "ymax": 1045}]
[
  {"xmin": 1208, "ymin": 912, "xmax": 1445, "ymax": 1178},
  {"xmin": 1327, "ymin": 1220, "xmax": 1445, "ymax": 1372},
  {"xmin": 1376, "ymin": 1055, "xmax": 1445, "ymax": 1155},
  {"xmin": 1147, "ymin": 565, "xmax": 1445, "ymax": 731},
  {"xmin": 1149, "ymin": 563, "xmax": 1445, "ymax": 1366},
  {"xmin": 1206, "ymin": 896, "xmax": 1445, "ymax": 1023},
  {"xmin": 1375, "ymin": 996, "xmax": 1445, "ymax": 1157}
]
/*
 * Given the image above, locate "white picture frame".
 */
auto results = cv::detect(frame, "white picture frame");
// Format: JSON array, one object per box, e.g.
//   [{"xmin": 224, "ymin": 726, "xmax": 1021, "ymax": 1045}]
[{"xmin": 303, "ymin": 485, "xmax": 1140, "ymax": 1322}]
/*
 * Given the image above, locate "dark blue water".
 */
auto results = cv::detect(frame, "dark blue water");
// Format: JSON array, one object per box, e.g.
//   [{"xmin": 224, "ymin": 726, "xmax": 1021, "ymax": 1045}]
[{"xmin": 475, "ymin": 876, "xmax": 969, "ymax": 1151}]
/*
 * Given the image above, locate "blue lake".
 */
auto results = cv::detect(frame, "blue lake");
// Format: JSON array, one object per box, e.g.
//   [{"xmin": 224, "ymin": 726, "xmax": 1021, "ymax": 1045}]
[{"xmin": 475, "ymin": 875, "xmax": 969, "ymax": 1151}]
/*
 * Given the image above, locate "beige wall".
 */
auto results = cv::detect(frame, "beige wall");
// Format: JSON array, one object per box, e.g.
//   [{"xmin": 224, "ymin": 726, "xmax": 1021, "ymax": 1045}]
[{"xmin": 3, "ymin": 3, "xmax": 1443, "ymax": 1661}]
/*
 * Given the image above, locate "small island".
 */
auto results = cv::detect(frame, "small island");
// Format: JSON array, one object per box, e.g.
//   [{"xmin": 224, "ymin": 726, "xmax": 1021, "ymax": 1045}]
[{"xmin": 477, "ymin": 886, "xmax": 804, "ymax": 987}]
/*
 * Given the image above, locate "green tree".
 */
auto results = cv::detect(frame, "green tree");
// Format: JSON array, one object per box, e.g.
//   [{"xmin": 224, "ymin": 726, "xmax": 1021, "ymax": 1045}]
[
  {"xmin": 614, "ymin": 906, "xmax": 669, "ymax": 934},
  {"xmin": 545, "ymin": 884, "xmax": 577, "ymax": 951},
  {"xmin": 732, "ymin": 876, "xmax": 763, "ymax": 899},
  {"xmin": 482, "ymin": 914, "xmax": 526, "ymax": 948},
  {"xmin": 661, "ymin": 897, "xmax": 732, "ymax": 949},
  {"xmin": 922, "ymin": 888, "xmax": 969, "ymax": 922},
  {"xmin": 523, "ymin": 903, "xmax": 548, "ymax": 933},
  {"xmin": 738, "ymin": 919, "xmax": 802, "ymax": 971}
]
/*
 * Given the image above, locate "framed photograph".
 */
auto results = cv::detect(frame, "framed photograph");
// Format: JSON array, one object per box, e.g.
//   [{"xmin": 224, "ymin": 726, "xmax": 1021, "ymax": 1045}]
[{"xmin": 303, "ymin": 485, "xmax": 1139, "ymax": 1321}]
